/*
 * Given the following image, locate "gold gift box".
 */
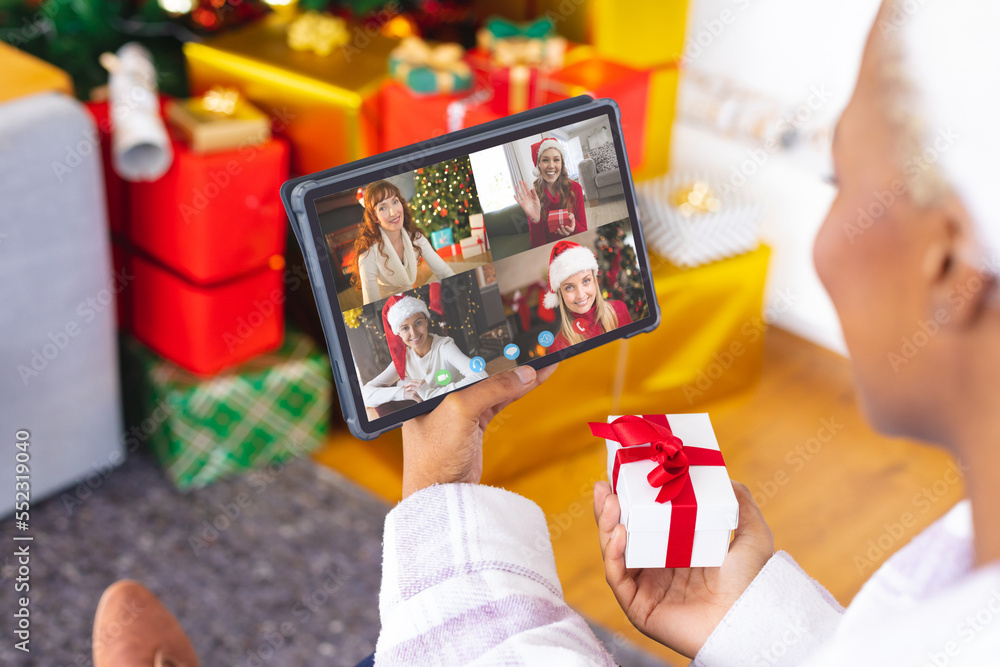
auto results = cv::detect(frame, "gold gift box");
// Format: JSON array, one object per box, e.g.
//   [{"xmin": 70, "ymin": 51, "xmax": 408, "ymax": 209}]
[
  {"xmin": 184, "ymin": 14, "xmax": 400, "ymax": 175},
  {"xmin": 474, "ymin": 0, "xmax": 689, "ymax": 68},
  {"xmin": 165, "ymin": 94, "xmax": 271, "ymax": 153},
  {"xmin": 0, "ymin": 42, "xmax": 73, "ymax": 104}
]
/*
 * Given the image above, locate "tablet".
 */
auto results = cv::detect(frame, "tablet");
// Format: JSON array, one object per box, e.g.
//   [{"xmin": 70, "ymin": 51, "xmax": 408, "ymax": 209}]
[{"xmin": 281, "ymin": 96, "xmax": 660, "ymax": 440}]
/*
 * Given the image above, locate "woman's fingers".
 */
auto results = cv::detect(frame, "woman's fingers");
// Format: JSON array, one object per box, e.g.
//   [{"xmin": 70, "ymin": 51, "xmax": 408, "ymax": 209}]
[
  {"xmin": 729, "ymin": 481, "xmax": 775, "ymax": 557},
  {"xmin": 603, "ymin": 524, "xmax": 638, "ymax": 612},
  {"xmin": 593, "ymin": 482, "xmax": 621, "ymax": 558}
]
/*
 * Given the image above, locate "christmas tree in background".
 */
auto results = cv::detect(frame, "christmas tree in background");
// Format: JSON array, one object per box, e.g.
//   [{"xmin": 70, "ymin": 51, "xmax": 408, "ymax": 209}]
[
  {"xmin": 409, "ymin": 155, "xmax": 482, "ymax": 240},
  {"xmin": 595, "ymin": 219, "xmax": 644, "ymax": 319}
]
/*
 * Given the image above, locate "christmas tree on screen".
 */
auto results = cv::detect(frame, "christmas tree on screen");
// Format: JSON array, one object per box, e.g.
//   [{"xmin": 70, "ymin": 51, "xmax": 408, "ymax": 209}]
[
  {"xmin": 409, "ymin": 155, "xmax": 482, "ymax": 240},
  {"xmin": 595, "ymin": 220, "xmax": 644, "ymax": 320}
]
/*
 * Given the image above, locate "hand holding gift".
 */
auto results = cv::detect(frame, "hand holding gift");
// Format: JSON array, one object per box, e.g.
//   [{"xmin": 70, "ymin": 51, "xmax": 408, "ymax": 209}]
[{"xmin": 589, "ymin": 414, "xmax": 775, "ymax": 659}]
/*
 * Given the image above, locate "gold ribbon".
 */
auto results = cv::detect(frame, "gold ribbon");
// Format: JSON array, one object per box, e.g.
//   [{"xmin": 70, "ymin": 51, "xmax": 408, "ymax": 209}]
[
  {"xmin": 287, "ymin": 12, "xmax": 350, "ymax": 57},
  {"xmin": 200, "ymin": 87, "xmax": 240, "ymax": 116},
  {"xmin": 389, "ymin": 36, "xmax": 471, "ymax": 94}
]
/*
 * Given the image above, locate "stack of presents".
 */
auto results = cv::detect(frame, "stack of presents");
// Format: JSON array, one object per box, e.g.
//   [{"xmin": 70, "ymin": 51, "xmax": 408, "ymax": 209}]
[{"xmin": 4, "ymin": 0, "xmax": 772, "ymax": 491}]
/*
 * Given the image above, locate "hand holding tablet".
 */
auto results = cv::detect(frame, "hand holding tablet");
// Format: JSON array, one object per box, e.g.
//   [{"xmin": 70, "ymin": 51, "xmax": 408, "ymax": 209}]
[{"xmin": 281, "ymin": 96, "xmax": 660, "ymax": 439}]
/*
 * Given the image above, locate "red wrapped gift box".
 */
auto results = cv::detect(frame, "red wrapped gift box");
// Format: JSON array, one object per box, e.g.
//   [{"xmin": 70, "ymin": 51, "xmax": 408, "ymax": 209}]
[
  {"xmin": 84, "ymin": 101, "xmax": 128, "ymax": 237},
  {"xmin": 547, "ymin": 208, "xmax": 570, "ymax": 234},
  {"xmin": 379, "ymin": 81, "xmax": 502, "ymax": 151},
  {"xmin": 128, "ymin": 247, "xmax": 285, "ymax": 376},
  {"xmin": 543, "ymin": 58, "xmax": 651, "ymax": 169},
  {"xmin": 127, "ymin": 133, "xmax": 289, "ymax": 286},
  {"xmin": 111, "ymin": 237, "xmax": 132, "ymax": 333}
]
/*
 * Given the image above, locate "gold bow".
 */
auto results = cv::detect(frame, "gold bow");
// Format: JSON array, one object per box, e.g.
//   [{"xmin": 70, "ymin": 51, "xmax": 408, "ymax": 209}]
[
  {"xmin": 200, "ymin": 87, "xmax": 240, "ymax": 116},
  {"xmin": 287, "ymin": 12, "xmax": 350, "ymax": 57},
  {"xmin": 670, "ymin": 181, "xmax": 722, "ymax": 217},
  {"xmin": 389, "ymin": 36, "xmax": 471, "ymax": 94}
]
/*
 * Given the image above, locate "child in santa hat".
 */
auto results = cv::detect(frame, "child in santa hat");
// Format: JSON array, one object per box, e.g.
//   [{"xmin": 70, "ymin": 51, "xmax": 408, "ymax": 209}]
[
  {"xmin": 542, "ymin": 240, "xmax": 631, "ymax": 352},
  {"xmin": 353, "ymin": 180, "xmax": 456, "ymax": 305},
  {"xmin": 362, "ymin": 294, "xmax": 489, "ymax": 407},
  {"xmin": 513, "ymin": 136, "xmax": 588, "ymax": 248}
]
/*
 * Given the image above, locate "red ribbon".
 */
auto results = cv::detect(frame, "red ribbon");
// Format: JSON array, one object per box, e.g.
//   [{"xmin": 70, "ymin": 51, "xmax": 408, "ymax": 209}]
[{"xmin": 589, "ymin": 415, "xmax": 725, "ymax": 568}]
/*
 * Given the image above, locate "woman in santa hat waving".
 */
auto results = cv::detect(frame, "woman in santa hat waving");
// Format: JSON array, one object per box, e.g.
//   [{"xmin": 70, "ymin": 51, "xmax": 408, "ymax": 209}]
[
  {"xmin": 353, "ymin": 180, "xmax": 456, "ymax": 305},
  {"xmin": 362, "ymin": 293, "xmax": 489, "ymax": 407},
  {"xmin": 513, "ymin": 136, "xmax": 588, "ymax": 248},
  {"xmin": 543, "ymin": 240, "xmax": 631, "ymax": 352}
]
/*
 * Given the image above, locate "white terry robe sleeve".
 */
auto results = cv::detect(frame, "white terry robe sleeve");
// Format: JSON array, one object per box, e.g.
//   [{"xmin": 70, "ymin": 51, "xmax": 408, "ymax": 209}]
[
  {"xmin": 375, "ymin": 484, "xmax": 616, "ymax": 666},
  {"xmin": 414, "ymin": 234, "xmax": 456, "ymax": 280},
  {"xmin": 692, "ymin": 550, "xmax": 845, "ymax": 667},
  {"xmin": 357, "ymin": 247, "xmax": 383, "ymax": 306},
  {"xmin": 361, "ymin": 362, "xmax": 406, "ymax": 406}
]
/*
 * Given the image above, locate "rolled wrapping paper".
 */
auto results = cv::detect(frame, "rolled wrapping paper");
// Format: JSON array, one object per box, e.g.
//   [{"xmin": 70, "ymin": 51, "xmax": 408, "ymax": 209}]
[{"xmin": 106, "ymin": 43, "xmax": 172, "ymax": 182}]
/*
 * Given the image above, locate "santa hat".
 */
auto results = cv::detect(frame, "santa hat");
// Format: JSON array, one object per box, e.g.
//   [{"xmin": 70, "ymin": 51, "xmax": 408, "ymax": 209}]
[
  {"xmin": 381, "ymin": 295, "xmax": 430, "ymax": 380},
  {"xmin": 531, "ymin": 136, "xmax": 565, "ymax": 178},
  {"xmin": 543, "ymin": 240, "xmax": 599, "ymax": 310}
]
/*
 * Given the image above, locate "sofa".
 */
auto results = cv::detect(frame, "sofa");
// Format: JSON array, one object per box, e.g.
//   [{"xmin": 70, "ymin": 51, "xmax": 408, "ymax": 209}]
[
  {"xmin": 482, "ymin": 203, "xmax": 533, "ymax": 259},
  {"xmin": 579, "ymin": 157, "xmax": 625, "ymax": 204}
]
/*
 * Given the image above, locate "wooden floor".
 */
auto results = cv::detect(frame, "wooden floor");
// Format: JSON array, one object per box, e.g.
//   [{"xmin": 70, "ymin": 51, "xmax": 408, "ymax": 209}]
[{"xmin": 313, "ymin": 327, "xmax": 964, "ymax": 665}]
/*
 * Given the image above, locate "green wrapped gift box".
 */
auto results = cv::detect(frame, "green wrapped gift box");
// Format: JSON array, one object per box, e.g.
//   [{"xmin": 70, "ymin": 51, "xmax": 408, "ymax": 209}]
[{"xmin": 121, "ymin": 329, "xmax": 332, "ymax": 491}]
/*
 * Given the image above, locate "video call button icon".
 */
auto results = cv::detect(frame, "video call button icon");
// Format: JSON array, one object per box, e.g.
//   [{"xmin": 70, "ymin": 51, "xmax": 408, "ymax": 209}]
[
  {"xmin": 538, "ymin": 331, "xmax": 554, "ymax": 347},
  {"xmin": 573, "ymin": 319, "xmax": 588, "ymax": 334},
  {"xmin": 469, "ymin": 356, "xmax": 486, "ymax": 373},
  {"xmin": 503, "ymin": 344, "xmax": 520, "ymax": 360},
  {"xmin": 435, "ymin": 369, "xmax": 452, "ymax": 386}
]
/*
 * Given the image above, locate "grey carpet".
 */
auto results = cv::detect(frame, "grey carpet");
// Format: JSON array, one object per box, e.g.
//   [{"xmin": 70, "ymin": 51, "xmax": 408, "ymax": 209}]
[{"xmin": 0, "ymin": 450, "xmax": 669, "ymax": 666}]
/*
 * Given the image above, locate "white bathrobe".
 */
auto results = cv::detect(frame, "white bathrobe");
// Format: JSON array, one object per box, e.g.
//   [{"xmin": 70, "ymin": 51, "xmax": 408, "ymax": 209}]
[
  {"xmin": 357, "ymin": 228, "xmax": 455, "ymax": 304},
  {"xmin": 374, "ymin": 485, "xmax": 1000, "ymax": 666}
]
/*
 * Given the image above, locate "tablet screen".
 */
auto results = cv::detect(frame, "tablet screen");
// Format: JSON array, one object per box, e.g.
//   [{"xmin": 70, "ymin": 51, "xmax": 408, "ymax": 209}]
[{"xmin": 312, "ymin": 114, "xmax": 651, "ymax": 422}]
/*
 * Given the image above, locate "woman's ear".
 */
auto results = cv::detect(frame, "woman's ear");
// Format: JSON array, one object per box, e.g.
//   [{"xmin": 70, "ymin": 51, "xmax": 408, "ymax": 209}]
[{"xmin": 927, "ymin": 195, "xmax": 995, "ymax": 328}]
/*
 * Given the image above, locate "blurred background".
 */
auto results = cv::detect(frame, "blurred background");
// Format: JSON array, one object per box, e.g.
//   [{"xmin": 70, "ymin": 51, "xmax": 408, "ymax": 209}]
[{"xmin": 0, "ymin": 0, "xmax": 966, "ymax": 665}]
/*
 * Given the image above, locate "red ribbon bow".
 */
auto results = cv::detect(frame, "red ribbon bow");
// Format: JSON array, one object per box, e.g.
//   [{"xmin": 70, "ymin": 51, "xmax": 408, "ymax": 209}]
[{"xmin": 589, "ymin": 414, "xmax": 726, "ymax": 567}]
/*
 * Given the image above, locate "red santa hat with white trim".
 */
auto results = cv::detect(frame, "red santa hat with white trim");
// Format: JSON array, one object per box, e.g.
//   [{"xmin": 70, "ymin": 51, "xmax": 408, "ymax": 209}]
[
  {"xmin": 381, "ymin": 295, "xmax": 430, "ymax": 379},
  {"xmin": 543, "ymin": 240, "xmax": 599, "ymax": 310},
  {"xmin": 531, "ymin": 136, "xmax": 565, "ymax": 178}
]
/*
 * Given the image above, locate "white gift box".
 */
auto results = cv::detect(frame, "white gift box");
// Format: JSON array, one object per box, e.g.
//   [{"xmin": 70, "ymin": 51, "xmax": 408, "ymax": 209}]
[
  {"xmin": 636, "ymin": 174, "xmax": 763, "ymax": 268},
  {"xmin": 469, "ymin": 212, "xmax": 485, "ymax": 230},
  {"xmin": 460, "ymin": 234, "xmax": 487, "ymax": 257},
  {"xmin": 604, "ymin": 413, "xmax": 739, "ymax": 569}
]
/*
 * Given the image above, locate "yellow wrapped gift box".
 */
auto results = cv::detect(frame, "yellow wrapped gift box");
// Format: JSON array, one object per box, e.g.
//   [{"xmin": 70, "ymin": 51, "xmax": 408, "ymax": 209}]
[
  {"xmin": 0, "ymin": 42, "xmax": 74, "ymax": 104},
  {"xmin": 184, "ymin": 14, "xmax": 401, "ymax": 175}
]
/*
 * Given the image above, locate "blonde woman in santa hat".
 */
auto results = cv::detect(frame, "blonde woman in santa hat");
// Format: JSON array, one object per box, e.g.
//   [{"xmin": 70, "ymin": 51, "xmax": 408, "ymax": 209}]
[
  {"xmin": 513, "ymin": 136, "xmax": 588, "ymax": 248},
  {"xmin": 353, "ymin": 180, "xmax": 455, "ymax": 306},
  {"xmin": 362, "ymin": 294, "xmax": 489, "ymax": 407},
  {"xmin": 544, "ymin": 239, "xmax": 631, "ymax": 352}
]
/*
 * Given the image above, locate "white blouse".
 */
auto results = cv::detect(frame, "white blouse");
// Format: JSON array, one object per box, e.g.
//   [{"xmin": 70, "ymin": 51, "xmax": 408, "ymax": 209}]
[
  {"xmin": 357, "ymin": 227, "xmax": 456, "ymax": 304},
  {"xmin": 362, "ymin": 334, "xmax": 488, "ymax": 407}
]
